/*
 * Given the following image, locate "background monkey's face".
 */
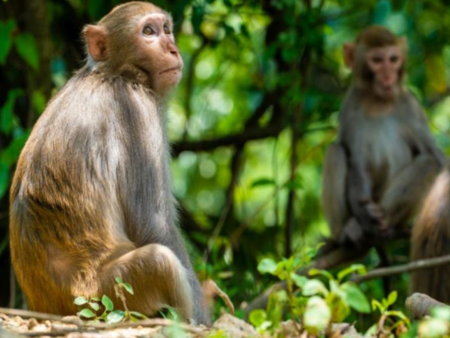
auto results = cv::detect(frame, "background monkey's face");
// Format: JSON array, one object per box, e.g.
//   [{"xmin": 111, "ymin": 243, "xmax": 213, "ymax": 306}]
[{"xmin": 365, "ymin": 45, "xmax": 403, "ymax": 100}]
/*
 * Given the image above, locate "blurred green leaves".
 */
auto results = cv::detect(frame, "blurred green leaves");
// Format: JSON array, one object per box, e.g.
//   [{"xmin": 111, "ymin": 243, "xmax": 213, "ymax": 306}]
[
  {"xmin": 0, "ymin": 19, "xmax": 15, "ymax": 64},
  {"xmin": 15, "ymin": 33, "xmax": 40, "ymax": 70}
]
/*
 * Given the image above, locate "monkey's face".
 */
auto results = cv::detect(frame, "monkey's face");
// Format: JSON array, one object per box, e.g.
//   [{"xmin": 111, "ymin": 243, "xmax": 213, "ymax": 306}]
[
  {"xmin": 365, "ymin": 45, "xmax": 403, "ymax": 100},
  {"xmin": 132, "ymin": 13, "xmax": 184, "ymax": 95}
]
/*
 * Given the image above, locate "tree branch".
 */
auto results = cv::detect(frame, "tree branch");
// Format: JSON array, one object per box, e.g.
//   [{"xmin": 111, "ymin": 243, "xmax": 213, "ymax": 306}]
[
  {"xmin": 351, "ymin": 254, "xmax": 450, "ymax": 284},
  {"xmin": 406, "ymin": 293, "xmax": 449, "ymax": 319}
]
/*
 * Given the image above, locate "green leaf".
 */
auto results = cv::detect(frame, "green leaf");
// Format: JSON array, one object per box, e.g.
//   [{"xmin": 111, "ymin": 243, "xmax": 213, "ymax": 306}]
[
  {"xmin": 1, "ymin": 89, "xmax": 23, "ymax": 135},
  {"xmin": 160, "ymin": 307, "xmax": 179, "ymax": 321},
  {"xmin": 32, "ymin": 91, "xmax": 46, "ymax": 115},
  {"xmin": 257, "ymin": 258, "xmax": 277, "ymax": 275},
  {"xmin": 78, "ymin": 308, "xmax": 96, "ymax": 319},
  {"xmin": 329, "ymin": 296, "xmax": 350, "ymax": 323},
  {"xmin": 303, "ymin": 296, "xmax": 331, "ymax": 335},
  {"xmin": 192, "ymin": 4, "xmax": 204, "ymax": 35},
  {"xmin": 337, "ymin": 264, "xmax": 367, "ymax": 282},
  {"xmin": 164, "ymin": 323, "xmax": 189, "ymax": 338},
  {"xmin": 371, "ymin": 299, "xmax": 383, "ymax": 312},
  {"xmin": 418, "ymin": 318, "xmax": 449, "ymax": 338},
  {"xmin": 431, "ymin": 306, "xmax": 450, "ymax": 321},
  {"xmin": 14, "ymin": 33, "xmax": 39, "ymax": 70},
  {"xmin": 302, "ymin": 279, "xmax": 329, "ymax": 297},
  {"xmin": 309, "ymin": 268, "xmax": 333, "ymax": 281},
  {"xmin": 249, "ymin": 309, "xmax": 267, "ymax": 328},
  {"xmin": 266, "ymin": 290, "xmax": 287, "ymax": 330},
  {"xmin": 206, "ymin": 330, "xmax": 229, "ymax": 338},
  {"xmin": 89, "ymin": 302, "xmax": 100, "ymax": 311},
  {"xmin": 73, "ymin": 296, "xmax": 88, "ymax": 306},
  {"xmin": 122, "ymin": 283, "xmax": 134, "ymax": 295},
  {"xmin": 386, "ymin": 291, "xmax": 398, "ymax": 307},
  {"xmin": 91, "ymin": 297, "xmax": 101, "ymax": 302},
  {"xmin": 130, "ymin": 311, "xmax": 147, "ymax": 319},
  {"xmin": 0, "ymin": 19, "xmax": 16, "ymax": 64},
  {"xmin": 291, "ymin": 273, "xmax": 308, "ymax": 288},
  {"xmin": 115, "ymin": 277, "xmax": 123, "ymax": 284},
  {"xmin": 386, "ymin": 310, "xmax": 410, "ymax": 323},
  {"xmin": 283, "ymin": 177, "xmax": 303, "ymax": 190},
  {"xmin": 251, "ymin": 178, "xmax": 276, "ymax": 188},
  {"xmin": 0, "ymin": 163, "xmax": 9, "ymax": 200},
  {"xmin": 106, "ymin": 310, "xmax": 125, "ymax": 324},
  {"xmin": 0, "ymin": 130, "xmax": 30, "ymax": 168},
  {"xmin": 340, "ymin": 282, "xmax": 371, "ymax": 314},
  {"xmin": 101, "ymin": 295, "xmax": 114, "ymax": 312}
]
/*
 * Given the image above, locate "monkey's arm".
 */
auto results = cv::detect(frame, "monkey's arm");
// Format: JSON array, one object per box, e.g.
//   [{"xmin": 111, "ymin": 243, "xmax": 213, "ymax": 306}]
[
  {"xmin": 406, "ymin": 94, "xmax": 446, "ymax": 167},
  {"xmin": 339, "ymin": 102, "xmax": 386, "ymax": 234}
]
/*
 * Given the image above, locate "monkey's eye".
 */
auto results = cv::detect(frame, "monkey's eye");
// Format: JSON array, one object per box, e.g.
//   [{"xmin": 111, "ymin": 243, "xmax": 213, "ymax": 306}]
[
  {"xmin": 143, "ymin": 26, "xmax": 155, "ymax": 36},
  {"xmin": 163, "ymin": 24, "xmax": 171, "ymax": 34},
  {"xmin": 390, "ymin": 55, "xmax": 399, "ymax": 63},
  {"xmin": 371, "ymin": 56, "xmax": 383, "ymax": 64}
]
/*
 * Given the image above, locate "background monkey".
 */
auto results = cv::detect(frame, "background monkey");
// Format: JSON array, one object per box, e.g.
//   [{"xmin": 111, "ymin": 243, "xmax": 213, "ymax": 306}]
[
  {"xmin": 9, "ymin": 2, "xmax": 210, "ymax": 325},
  {"xmin": 411, "ymin": 166, "xmax": 450, "ymax": 303},
  {"xmin": 322, "ymin": 26, "xmax": 444, "ymax": 245}
]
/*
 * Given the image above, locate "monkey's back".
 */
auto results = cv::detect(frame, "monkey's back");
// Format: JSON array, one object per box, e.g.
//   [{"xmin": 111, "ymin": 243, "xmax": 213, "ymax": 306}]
[
  {"xmin": 9, "ymin": 70, "xmax": 174, "ymax": 314},
  {"xmin": 411, "ymin": 167, "xmax": 450, "ymax": 302}
]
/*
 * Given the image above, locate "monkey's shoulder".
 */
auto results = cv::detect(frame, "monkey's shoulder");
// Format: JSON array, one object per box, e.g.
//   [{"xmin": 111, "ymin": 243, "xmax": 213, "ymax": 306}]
[{"xmin": 39, "ymin": 70, "xmax": 158, "ymax": 129}]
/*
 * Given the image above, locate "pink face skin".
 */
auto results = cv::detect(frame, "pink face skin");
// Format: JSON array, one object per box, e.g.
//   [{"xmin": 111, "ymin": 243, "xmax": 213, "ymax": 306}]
[
  {"xmin": 366, "ymin": 45, "xmax": 403, "ymax": 99},
  {"xmin": 135, "ymin": 13, "xmax": 184, "ymax": 95}
]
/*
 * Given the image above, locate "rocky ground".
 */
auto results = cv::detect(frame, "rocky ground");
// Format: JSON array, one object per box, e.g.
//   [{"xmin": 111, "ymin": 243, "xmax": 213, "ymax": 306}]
[{"xmin": 0, "ymin": 310, "xmax": 362, "ymax": 338}]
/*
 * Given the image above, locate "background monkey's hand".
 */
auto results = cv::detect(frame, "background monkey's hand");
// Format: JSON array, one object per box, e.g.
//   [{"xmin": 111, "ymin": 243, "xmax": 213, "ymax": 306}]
[{"xmin": 356, "ymin": 199, "xmax": 388, "ymax": 236}]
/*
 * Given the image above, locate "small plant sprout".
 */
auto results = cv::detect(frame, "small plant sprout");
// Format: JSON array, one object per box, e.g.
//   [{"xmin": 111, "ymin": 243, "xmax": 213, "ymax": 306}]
[
  {"xmin": 253, "ymin": 251, "xmax": 370, "ymax": 336},
  {"xmin": 367, "ymin": 291, "xmax": 410, "ymax": 336},
  {"xmin": 302, "ymin": 264, "xmax": 370, "ymax": 335},
  {"xmin": 74, "ymin": 277, "xmax": 148, "ymax": 324}
]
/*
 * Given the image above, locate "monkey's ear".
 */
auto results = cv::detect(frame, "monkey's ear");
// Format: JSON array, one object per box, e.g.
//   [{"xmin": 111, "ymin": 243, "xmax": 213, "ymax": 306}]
[
  {"xmin": 343, "ymin": 43, "xmax": 355, "ymax": 69},
  {"xmin": 83, "ymin": 25, "xmax": 108, "ymax": 61}
]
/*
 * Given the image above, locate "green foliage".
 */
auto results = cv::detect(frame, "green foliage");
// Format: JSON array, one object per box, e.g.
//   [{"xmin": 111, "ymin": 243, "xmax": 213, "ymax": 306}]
[
  {"xmin": 14, "ymin": 33, "xmax": 39, "ymax": 70},
  {"xmin": 418, "ymin": 306, "xmax": 450, "ymax": 338},
  {"xmin": 366, "ymin": 291, "xmax": 410, "ymax": 336},
  {"xmin": 1, "ymin": 89, "xmax": 23, "ymax": 135},
  {"xmin": 74, "ymin": 278, "xmax": 147, "ymax": 324},
  {"xmin": 0, "ymin": 19, "xmax": 16, "ymax": 64},
  {"xmin": 253, "ymin": 253, "xmax": 370, "ymax": 335}
]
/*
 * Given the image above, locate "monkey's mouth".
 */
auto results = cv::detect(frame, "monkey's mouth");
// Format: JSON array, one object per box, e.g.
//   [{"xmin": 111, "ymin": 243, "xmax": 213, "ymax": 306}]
[{"xmin": 160, "ymin": 66, "xmax": 182, "ymax": 74}]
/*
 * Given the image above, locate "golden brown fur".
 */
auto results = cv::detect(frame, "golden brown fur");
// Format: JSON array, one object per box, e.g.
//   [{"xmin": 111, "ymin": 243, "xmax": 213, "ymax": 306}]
[{"xmin": 10, "ymin": 2, "xmax": 210, "ymax": 325}]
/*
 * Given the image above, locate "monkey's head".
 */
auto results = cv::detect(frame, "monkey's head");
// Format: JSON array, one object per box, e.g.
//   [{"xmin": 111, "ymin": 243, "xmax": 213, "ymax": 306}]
[
  {"xmin": 343, "ymin": 26, "xmax": 406, "ymax": 101},
  {"xmin": 83, "ymin": 2, "xmax": 183, "ymax": 96}
]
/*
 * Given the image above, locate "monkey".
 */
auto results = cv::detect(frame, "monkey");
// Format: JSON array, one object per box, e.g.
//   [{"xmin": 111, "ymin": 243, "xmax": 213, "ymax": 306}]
[
  {"xmin": 321, "ymin": 26, "xmax": 444, "ymax": 246},
  {"xmin": 9, "ymin": 2, "xmax": 210, "ymax": 325},
  {"xmin": 410, "ymin": 165, "xmax": 450, "ymax": 303}
]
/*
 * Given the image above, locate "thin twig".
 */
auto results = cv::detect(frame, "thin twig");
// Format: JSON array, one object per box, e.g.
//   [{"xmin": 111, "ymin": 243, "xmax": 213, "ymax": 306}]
[{"xmin": 0, "ymin": 308, "xmax": 64, "ymax": 321}]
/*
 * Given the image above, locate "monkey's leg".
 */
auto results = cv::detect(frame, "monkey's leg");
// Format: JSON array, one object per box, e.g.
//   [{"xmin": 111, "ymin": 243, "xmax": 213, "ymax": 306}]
[
  {"xmin": 322, "ymin": 143, "xmax": 350, "ymax": 241},
  {"xmin": 99, "ymin": 244, "xmax": 193, "ymax": 320},
  {"xmin": 380, "ymin": 154, "xmax": 441, "ymax": 230}
]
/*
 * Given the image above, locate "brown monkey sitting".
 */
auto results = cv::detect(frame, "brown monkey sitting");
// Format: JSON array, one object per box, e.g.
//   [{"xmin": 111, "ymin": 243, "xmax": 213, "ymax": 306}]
[
  {"xmin": 322, "ymin": 26, "xmax": 444, "ymax": 245},
  {"xmin": 9, "ymin": 2, "xmax": 210, "ymax": 325}
]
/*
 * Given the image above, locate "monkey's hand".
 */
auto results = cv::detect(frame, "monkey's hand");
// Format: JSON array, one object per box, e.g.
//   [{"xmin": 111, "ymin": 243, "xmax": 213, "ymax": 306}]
[{"xmin": 357, "ymin": 198, "xmax": 388, "ymax": 236}]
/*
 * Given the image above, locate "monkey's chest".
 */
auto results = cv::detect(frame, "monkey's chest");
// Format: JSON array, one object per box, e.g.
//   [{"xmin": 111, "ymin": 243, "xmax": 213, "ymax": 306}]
[{"xmin": 361, "ymin": 117, "xmax": 413, "ymax": 185}]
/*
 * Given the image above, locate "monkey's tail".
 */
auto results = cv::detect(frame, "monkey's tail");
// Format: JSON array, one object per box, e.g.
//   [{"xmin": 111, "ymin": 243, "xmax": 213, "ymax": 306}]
[{"xmin": 410, "ymin": 167, "xmax": 450, "ymax": 303}]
